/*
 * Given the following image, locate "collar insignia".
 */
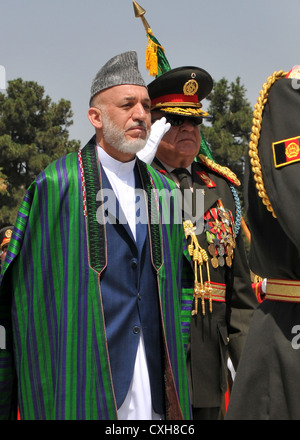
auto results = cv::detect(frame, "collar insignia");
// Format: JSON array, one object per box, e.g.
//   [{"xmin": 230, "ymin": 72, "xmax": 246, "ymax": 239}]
[{"xmin": 196, "ymin": 170, "xmax": 216, "ymax": 188}]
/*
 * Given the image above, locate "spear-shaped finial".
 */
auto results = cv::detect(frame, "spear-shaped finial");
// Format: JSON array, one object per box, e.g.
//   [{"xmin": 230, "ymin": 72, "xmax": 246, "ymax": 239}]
[
  {"xmin": 132, "ymin": 1, "xmax": 151, "ymax": 33},
  {"xmin": 132, "ymin": 1, "xmax": 171, "ymax": 77}
]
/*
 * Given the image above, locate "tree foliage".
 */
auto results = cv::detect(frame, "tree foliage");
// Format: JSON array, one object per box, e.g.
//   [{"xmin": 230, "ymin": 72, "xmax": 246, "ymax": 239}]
[
  {"xmin": 201, "ymin": 77, "xmax": 253, "ymax": 201},
  {"xmin": 201, "ymin": 77, "xmax": 253, "ymax": 251},
  {"xmin": 0, "ymin": 78, "xmax": 80, "ymax": 227}
]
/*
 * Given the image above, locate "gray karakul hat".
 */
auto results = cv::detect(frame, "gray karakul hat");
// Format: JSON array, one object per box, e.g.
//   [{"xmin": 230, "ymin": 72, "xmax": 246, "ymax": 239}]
[{"xmin": 90, "ymin": 51, "xmax": 146, "ymax": 104}]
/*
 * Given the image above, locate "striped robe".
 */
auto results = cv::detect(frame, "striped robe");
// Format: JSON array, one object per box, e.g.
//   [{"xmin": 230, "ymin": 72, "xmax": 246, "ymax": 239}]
[{"xmin": 0, "ymin": 138, "xmax": 193, "ymax": 420}]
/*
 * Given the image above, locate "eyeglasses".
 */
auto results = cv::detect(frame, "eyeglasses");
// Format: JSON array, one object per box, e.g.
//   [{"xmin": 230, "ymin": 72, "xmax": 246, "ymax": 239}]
[{"xmin": 152, "ymin": 114, "xmax": 202, "ymax": 127}]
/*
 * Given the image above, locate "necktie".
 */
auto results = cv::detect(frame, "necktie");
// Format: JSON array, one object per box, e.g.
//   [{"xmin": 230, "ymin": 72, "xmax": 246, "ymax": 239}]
[
  {"xmin": 173, "ymin": 168, "xmax": 193, "ymax": 221},
  {"xmin": 172, "ymin": 168, "xmax": 191, "ymax": 192}
]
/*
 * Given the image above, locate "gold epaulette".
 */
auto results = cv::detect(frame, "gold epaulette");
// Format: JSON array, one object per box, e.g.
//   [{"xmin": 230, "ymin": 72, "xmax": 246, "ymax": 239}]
[
  {"xmin": 198, "ymin": 154, "xmax": 240, "ymax": 187},
  {"xmin": 248, "ymin": 70, "xmax": 287, "ymax": 218}
]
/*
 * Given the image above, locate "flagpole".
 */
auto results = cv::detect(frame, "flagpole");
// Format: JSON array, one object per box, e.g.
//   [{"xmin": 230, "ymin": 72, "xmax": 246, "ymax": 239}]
[{"xmin": 132, "ymin": 1, "xmax": 151, "ymax": 33}]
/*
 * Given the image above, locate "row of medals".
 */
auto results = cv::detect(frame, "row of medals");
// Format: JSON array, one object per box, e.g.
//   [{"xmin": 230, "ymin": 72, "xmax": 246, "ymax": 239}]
[{"xmin": 204, "ymin": 205, "xmax": 236, "ymax": 269}]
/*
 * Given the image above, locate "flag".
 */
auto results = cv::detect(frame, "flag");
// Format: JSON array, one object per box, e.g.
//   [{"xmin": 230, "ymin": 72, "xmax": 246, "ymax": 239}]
[{"xmin": 273, "ymin": 136, "xmax": 300, "ymax": 168}]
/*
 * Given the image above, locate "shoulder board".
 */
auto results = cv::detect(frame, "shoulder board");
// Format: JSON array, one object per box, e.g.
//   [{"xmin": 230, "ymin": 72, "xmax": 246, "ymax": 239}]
[{"xmin": 198, "ymin": 154, "xmax": 240, "ymax": 187}]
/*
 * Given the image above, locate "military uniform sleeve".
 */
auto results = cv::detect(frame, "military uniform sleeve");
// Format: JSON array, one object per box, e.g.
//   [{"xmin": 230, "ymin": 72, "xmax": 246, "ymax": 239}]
[
  {"xmin": 258, "ymin": 79, "xmax": 300, "ymax": 253},
  {"xmin": 226, "ymin": 229, "xmax": 258, "ymax": 369}
]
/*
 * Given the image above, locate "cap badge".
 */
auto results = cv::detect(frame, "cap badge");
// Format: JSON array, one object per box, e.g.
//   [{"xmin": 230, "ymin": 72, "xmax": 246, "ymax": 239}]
[
  {"xmin": 183, "ymin": 79, "xmax": 199, "ymax": 96},
  {"xmin": 5, "ymin": 229, "xmax": 12, "ymax": 239}
]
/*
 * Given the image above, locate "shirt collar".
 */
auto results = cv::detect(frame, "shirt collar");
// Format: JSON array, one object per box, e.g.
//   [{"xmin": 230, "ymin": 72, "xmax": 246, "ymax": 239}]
[
  {"xmin": 97, "ymin": 145, "xmax": 136, "ymax": 179},
  {"xmin": 158, "ymin": 159, "xmax": 192, "ymax": 175}
]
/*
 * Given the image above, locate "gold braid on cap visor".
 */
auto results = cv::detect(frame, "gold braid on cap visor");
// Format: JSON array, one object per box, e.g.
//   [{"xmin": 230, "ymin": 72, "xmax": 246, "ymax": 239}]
[
  {"xmin": 152, "ymin": 100, "xmax": 209, "ymax": 117},
  {"xmin": 248, "ymin": 70, "xmax": 287, "ymax": 218},
  {"xmin": 153, "ymin": 106, "xmax": 209, "ymax": 118}
]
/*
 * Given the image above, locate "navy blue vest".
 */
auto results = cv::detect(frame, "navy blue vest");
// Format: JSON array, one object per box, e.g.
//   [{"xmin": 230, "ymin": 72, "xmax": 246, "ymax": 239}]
[{"xmin": 100, "ymin": 163, "xmax": 164, "ymax": 414}]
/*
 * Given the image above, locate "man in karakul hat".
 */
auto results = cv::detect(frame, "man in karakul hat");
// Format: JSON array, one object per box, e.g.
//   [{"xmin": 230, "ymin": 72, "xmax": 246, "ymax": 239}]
[
  {"xmin": 144, "ymin": 65, "xmax": 258, "ymax": 420},
  {"xmin": 226, "ymin": 66, "xmax": 300, "ymax": 420},
  {"xmin": 0, "ymin": 50, "xmax": 194, "ymax": 420}
]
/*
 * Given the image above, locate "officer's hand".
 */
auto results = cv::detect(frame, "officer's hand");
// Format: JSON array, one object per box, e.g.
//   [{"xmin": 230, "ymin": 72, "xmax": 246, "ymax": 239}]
[{"xmin": 137, "ymin": 117, "xmax": 171, "ymax": 164}]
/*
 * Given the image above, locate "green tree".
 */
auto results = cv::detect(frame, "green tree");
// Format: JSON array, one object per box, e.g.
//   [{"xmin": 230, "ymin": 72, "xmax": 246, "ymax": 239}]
[
  {"xmin": 201, "ymin": 77, "xmax": 253, "ymax": 193},
  {"xmin": 0, "ymin": 78, "xmax": 80, "ymax": 227},
  {"xmin": 201, "ymin": 77, "xmax": 253, "ymax": 251}
]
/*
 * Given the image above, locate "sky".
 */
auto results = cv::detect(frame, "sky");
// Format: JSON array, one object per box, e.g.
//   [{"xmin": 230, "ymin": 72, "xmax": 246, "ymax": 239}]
[{"xmin": 1, "ymin": 0, "xmax": 300, "ymax": 146}]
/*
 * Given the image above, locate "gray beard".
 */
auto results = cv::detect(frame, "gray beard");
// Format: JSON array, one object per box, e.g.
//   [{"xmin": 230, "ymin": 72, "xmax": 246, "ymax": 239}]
[{"xmin": 101, "ymin": 110, "xmax": 149, "ymax": 155}]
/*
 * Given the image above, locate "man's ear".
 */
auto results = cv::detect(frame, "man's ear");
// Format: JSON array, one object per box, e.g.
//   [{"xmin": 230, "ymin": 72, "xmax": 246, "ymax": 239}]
[{"xmin": 87, "ymin": 107, "xmax": 103, "ymax": 129}]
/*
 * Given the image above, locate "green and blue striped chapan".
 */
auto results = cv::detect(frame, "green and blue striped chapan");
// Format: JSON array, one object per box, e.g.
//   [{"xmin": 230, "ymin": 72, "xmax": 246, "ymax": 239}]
[{"xmin": 0, "ymin": 138, "xmax": 193, "ymax": 420}]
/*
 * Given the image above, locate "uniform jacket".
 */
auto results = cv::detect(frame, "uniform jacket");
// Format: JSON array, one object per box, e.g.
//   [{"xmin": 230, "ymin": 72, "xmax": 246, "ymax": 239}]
[
  {"xmin": 226, "ymin": 75, "xmax": 300, "ymax": 420},
  {"xmin": 152, "ymin": 155, "xmax": 258, "ymax": 408},
  {"xmin": 0, "ymin": 137, "xmax": 193, "ymax": 420},
  {"xmin": 246, "ymin": 78, "xmax": 300, "ymax": 280}
]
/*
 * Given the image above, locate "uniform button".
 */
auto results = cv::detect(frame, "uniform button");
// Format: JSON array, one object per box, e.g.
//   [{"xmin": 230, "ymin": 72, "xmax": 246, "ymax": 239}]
[
  {"xmin": 137, "ymin": 293, "xmax": 142, "ymax": 300},
  {"xmin": 133, "ymin": 326, "xmax": 140, "ymax": 334},
  {"xmin": 131, "ymin": 260, "xmax": 138, "ymax": 269}
]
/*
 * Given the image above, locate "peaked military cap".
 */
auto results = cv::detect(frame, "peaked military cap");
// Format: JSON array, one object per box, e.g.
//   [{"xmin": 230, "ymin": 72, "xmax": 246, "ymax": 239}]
[
  {"xmin": 148, "ymin": 66, "xmax": 213, "ymax": 120},
  {"xmin": 90, "ymin": 50, "xmax": 146, "ymax": 104}
]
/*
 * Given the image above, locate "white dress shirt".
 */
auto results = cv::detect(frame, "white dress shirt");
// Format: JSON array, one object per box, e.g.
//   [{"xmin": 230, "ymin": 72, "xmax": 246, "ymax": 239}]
[{"xmin": 97, "ymin": 146, "xmax": 162, "ymax": 420}]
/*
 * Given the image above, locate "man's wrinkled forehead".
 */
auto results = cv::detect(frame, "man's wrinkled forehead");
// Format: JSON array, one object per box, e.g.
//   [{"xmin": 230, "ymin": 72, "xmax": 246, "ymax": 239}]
[{"xmin": 96, "ymin": 84, "xmax": 150, "ymax": 105}]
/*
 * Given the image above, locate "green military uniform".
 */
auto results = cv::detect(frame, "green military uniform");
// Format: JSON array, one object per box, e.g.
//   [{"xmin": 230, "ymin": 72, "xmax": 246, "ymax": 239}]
[
  {"xmin": 226, "ymin": 66, "xmax": 300, "ymax": 420},
  {"xmin": 147, "ymin": 65, "xmax": 258, "ymax": 419},
  {"xmin": 152, "ymin": 154, "xmax": 257, "ymax": 418}
]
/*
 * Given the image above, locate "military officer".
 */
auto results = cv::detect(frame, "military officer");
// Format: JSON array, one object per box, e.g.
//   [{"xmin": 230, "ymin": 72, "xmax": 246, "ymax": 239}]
[
  {"xmin": 147, "ymin": 66, "xmax": 258, "ymax": 420},
  {"xmin": 226, "ymin": 65, "xmax": 300, "ymax": 420}
]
